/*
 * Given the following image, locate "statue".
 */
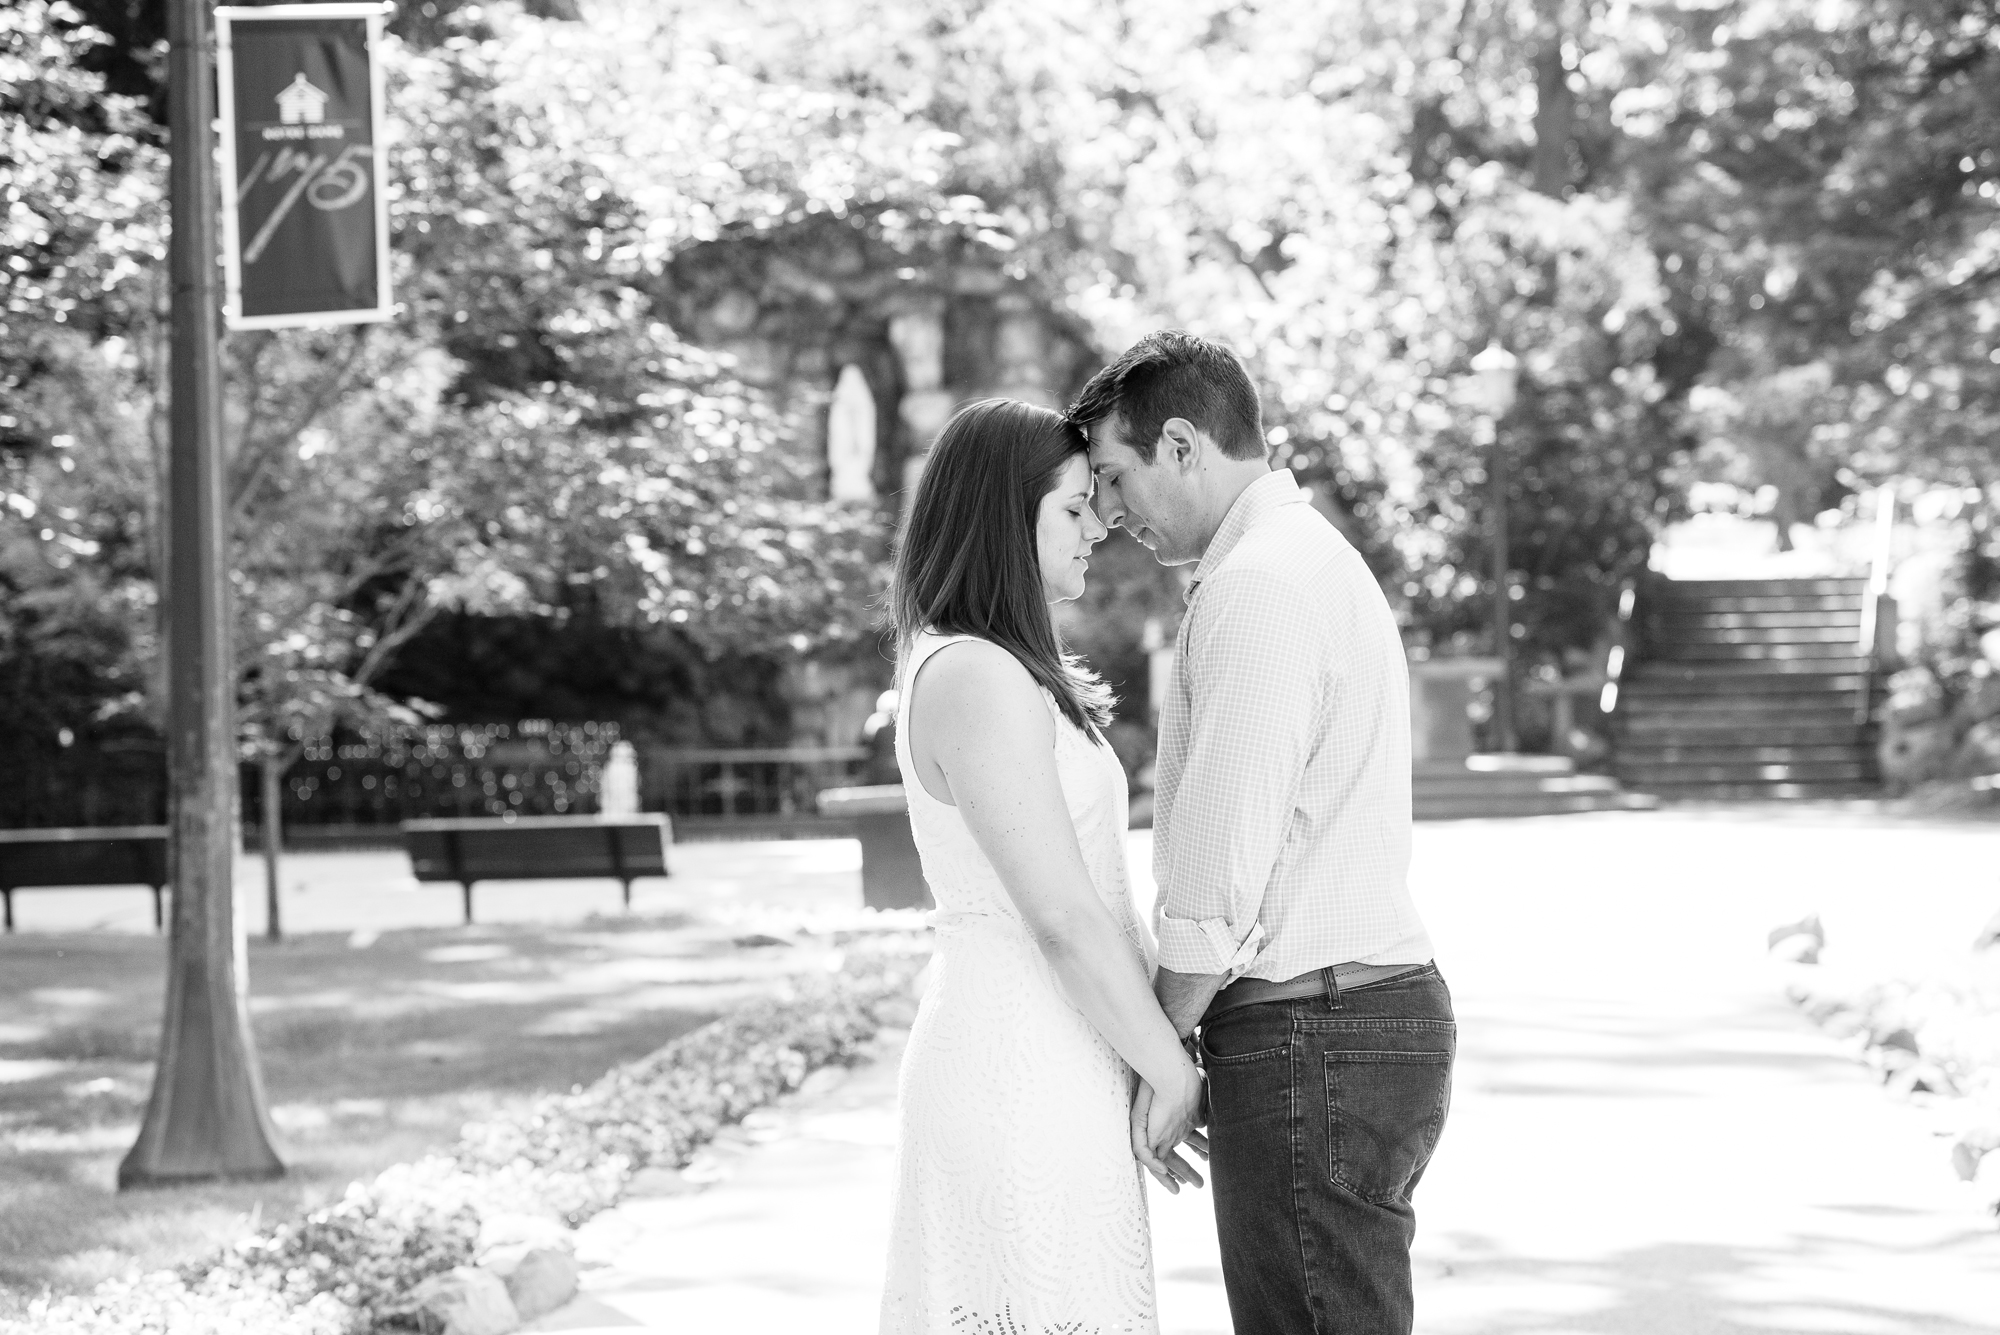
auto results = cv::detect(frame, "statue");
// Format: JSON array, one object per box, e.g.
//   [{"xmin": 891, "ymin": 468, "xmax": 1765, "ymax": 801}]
[
  {"xmin": 600, "ymin": 741, "xmax": 640, "ymax": 816},
  {"xmin": 828, "ymin": 364, "xmax": 877, "ymax": 502}
]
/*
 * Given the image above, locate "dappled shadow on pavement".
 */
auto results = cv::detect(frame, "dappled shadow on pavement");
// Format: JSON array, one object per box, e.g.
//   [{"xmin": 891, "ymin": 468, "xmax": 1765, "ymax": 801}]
[
  {"xmin": 1423, "ymin": 1232, "xmax": 1998, "ymax": 1335},
  {"xmin": 0, "ymin": 913, "xmax": 829, "ymax": 1311}
]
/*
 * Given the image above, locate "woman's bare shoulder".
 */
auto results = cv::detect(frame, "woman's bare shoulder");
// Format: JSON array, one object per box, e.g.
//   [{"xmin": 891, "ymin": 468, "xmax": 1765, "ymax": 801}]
[
  {"xmin": 911, "ymin": 639, "xmax": 1049, "ymax": 734},
  {"xmin": 919, "ymin": 637, "xmax": 1035, "ymax": 695}
]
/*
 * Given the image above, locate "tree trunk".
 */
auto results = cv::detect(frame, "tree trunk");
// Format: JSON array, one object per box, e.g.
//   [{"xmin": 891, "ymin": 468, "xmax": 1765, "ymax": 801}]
[
  {"xmin": 1488, "ymin": 417, "xmax": 1518, "ymax": 752},
  {"xmin": 1531, "ymin": 13, "xmax": 1574, "ymax": 198},
  {"xmin": 120, "ymin": 0, "xmax": 284, "ymax": 1190},
  {"xmin": 261, "ymin": 753, "xmax": 284, "ymax": 942}
]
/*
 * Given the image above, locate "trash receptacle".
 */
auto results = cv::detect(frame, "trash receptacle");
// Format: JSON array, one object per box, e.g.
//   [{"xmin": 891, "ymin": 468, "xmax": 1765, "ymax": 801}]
[{"xmin": 816, "ymin": 784, "xmax": 930, "ymax": 911}]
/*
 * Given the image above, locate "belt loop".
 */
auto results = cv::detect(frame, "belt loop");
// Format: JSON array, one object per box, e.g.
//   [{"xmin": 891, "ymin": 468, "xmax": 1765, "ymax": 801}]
[{"xmin": 1321, "ymin": 966, "xmax": 1342, "ymax": 1011}]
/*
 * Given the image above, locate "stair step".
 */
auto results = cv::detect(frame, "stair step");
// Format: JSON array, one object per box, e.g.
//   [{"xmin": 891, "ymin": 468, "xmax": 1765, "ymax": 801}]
[
  {"xmin": 1622, "ymin": 675, "xmax": 1872, "ymax": 699},
  {"xmin": 1651, "ymin": 641, "xmax": 1868, "ymax": 662},
  {"xmin": 1651, "ymin": 594, "xmax": 1864, "ymax": 615},
  {"xmin": 1652, "ymin": 610, "xmax": 1867, "ymax": 632},
  {"xmin": 1614, "ymin": 722, "xmax": 1870, "ymax": 746},
  {"xmin": 1616, "ymin": 759, "xmax": 1875, "ymax": 785},
  {"xmin": 1653, "ymin": 578, "xmax": 1867, "ymax": 597},
  {"xmin": 1615, "ymin": 743, "xmax": 1868, "ymax": 765},
  {"xmin": 1632, "ymin": 658, "xmax": 1872, "ymax": 678},
  {"xmin": 1415, "ymin": 773, "xmax": 1624, "ymax": 798},
  {"xmin": 1618, "ymin": 694, "xmax": 1869, "ymax": 716},
  {"xmin": 1655, "ymin": 626, "xmax": 1866, "ymax": 647},
  {"xmin": 1416, "ymin": 791, "xmax": 1659, "ymax": 820},
  {"xmin": 1626, "ymin": 781, "xmax": 1885, "ymax": 801}
]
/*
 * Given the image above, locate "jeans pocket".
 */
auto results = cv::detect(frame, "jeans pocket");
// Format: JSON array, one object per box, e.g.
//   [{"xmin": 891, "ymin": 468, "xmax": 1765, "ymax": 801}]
[
  {"xmin": 1201, "ymin": 1008, "xmax": 1290, "ymax": 1063},
  {"xmin": 1324, "ymin": 1048, "xmax": 1452, "ymax": 1205}
]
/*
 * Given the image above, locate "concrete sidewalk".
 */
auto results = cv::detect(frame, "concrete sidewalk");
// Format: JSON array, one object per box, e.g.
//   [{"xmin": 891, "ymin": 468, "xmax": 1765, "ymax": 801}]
[{"xmin": 533, "ymin": 810, "xmax": 1999, "ymax": 1334}]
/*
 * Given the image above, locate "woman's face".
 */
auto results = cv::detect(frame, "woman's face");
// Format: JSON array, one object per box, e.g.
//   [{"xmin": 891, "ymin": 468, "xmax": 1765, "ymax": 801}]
[{"xmin": 1036, "ymin": 454, "xmax": 1108, "ymax": 604}]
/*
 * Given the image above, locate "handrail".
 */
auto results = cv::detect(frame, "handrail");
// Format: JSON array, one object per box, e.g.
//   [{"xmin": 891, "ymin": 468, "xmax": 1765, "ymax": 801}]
[
  {"xmin": 1599, "ymin": 580, "xmax": 1640, "ymax": 717},
  {"xmin": 1856, "ymin": 486, "xmax": 1897, "ymax": 724}
]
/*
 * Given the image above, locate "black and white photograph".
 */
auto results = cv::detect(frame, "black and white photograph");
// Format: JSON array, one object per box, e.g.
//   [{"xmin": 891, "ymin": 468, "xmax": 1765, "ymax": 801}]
[{"xmin": 2, "ymin": 1, "xmax": 1998, "ymax": 1332}]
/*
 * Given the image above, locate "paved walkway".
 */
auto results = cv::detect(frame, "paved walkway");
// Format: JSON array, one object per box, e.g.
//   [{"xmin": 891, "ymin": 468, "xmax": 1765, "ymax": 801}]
[{"xmin": 530, "ymin": 809, "xmax": 2000, "ymax": 1334}]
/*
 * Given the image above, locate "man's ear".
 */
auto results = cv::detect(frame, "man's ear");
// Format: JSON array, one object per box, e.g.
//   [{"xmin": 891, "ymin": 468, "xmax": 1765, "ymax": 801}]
[{"xmin": 1160, "ymin": 417, "xmax": 1202, "ymax": 475}]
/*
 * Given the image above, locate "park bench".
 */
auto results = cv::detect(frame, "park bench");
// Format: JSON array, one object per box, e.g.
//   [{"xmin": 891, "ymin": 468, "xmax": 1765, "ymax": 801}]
[
  {"xmin": 399, "ymin": 814, "xmax": 673, "ymax": 924},
  {"xmin": 0, "ymin": 826, "xmax": 170, "ymax": 932},
  {"xmin": 815, "ymin": 785, "xmax": 931, "ymax": 911}
]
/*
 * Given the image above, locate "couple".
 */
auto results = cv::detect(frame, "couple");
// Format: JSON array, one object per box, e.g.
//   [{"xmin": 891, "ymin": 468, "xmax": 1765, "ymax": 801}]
[{"xmin": 879, "ymin": 331, "xmax": 1455, "ymax": 1335}]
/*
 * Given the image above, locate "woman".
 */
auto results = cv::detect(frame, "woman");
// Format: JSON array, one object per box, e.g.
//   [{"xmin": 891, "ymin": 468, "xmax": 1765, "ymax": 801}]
[{"xmin": 879, "ymin": 399, "xmax": 1204, "ymax": 1335}]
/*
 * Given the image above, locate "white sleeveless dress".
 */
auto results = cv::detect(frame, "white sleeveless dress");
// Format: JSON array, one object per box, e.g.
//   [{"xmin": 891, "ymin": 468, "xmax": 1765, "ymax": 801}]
[{"xmin": 879, "ymin": 632, "xmax": 1159, "ymax": 1335}]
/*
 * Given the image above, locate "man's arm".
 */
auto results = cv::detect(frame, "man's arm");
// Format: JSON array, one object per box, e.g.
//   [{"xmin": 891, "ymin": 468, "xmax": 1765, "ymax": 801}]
[
  {"xmin": 1154, "ymin": 565, "xmax": 1328, "ymax": 981},
  {"xmin": 1155, "ymin": 966, "xmax": 1225, "ymax": 1040}
]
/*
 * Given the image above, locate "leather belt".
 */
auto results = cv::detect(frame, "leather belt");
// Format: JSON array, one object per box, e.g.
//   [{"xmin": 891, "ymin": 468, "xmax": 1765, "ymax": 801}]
[{"xmin": 1201, "ymin": 961, "xmax": 1430, "ymax": 1025}]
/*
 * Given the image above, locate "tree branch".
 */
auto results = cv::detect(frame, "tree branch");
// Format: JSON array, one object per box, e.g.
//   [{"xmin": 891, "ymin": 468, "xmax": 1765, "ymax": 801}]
[
  {"xmin": 232, "ymin": 330, "xmax": 278, "ymax": 471},
  {"xmin": 230, "ymin": 327, "xmax": 374, "ymax": 518},
  {"xmin": 350, "ymin": 577, "xmax": 437, "ymax": 690}
]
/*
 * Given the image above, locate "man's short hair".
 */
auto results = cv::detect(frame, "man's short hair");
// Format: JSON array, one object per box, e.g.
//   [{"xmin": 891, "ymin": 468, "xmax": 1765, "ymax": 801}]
[{"xmin": 1066, "ymin": 330, "xmax": 1265, "ymax": 463}]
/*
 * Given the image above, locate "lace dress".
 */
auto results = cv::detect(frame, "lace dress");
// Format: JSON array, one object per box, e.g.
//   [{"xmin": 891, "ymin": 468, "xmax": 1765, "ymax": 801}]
[{"xmin": 879, "ymin": 632, "xmax": 1158, "ymax": 1335}]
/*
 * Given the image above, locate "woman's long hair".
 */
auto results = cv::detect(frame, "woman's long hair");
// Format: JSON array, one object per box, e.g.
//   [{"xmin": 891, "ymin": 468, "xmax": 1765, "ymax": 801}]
[{"xmin": 892, "ymin": 398, "xmax": 1113, "ymax": 738}]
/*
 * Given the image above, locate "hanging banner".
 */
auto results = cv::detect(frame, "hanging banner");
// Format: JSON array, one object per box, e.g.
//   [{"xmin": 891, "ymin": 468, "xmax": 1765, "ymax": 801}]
[{"xmin": 216, "ymin": 4, "xmax": 393, "ymax": 329}]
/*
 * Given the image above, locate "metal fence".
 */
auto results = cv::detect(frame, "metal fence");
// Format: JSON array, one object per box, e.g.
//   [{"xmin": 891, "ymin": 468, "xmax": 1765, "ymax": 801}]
[
  {"xmin": 2, "ymin": 727, "xmax": 870, "ymax": 842},
  {"xmin": 642, "ymin": 746, "xmax": 870, "ymax": 837},
  {"xmin": 0, "ymin": 743, "xmax": 170, "ymax": 830},
  {"xmin": 267, "ymin": 721, "xmax": 618, "ymax": 829}
]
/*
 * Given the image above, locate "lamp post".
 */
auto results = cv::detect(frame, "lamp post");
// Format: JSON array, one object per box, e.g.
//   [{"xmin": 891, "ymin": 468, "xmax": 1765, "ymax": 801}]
[
  {"xmin": 1469, "ymin": 343, "xmax": 1520, "ymax": 753},
  {"xmin": 120, "ymin": 0, "xmax": 285, "ymax": 1188}
]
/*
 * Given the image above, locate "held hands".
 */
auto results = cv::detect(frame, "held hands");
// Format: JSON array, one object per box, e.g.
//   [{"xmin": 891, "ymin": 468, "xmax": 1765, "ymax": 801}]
[{"xmin": 1129, "ymin": 1062, "xmax": 1209, "ymax": 1193}]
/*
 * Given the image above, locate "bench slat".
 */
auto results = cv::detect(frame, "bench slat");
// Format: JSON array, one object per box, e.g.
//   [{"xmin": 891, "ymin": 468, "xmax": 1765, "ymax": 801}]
[
  {"xmin": 0, "ymin": 830, "xmax": 171, "ymax": 933},
  {"xmin": 405, "ymin": 826, "xmax": 668, "ymax": 881},
  {"xmin": 399, "ymin": 816, "xmax": 673, "ymax": 924},
  {"xmin": 0, "ymin": 836, "xmax": 169, "ymax": 889},
  {"xmin": 0, "ymin": 825, "xmax": 170, "ymax": 845}
]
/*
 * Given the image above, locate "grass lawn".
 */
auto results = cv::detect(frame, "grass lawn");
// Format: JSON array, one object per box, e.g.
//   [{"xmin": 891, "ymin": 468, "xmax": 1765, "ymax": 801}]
[{"xmin": 0, "ymin": 912, "xmax": 834, "ymax": 1317}]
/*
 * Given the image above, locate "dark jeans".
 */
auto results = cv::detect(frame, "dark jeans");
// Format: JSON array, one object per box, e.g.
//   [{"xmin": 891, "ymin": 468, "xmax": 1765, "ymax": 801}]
[{"xmin": 1199, "ymin": 964, "xmax": 1455, "ymax": 1335}]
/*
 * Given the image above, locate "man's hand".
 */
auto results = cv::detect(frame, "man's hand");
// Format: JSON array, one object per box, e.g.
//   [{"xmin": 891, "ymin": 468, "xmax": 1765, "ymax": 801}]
[
  {"xmin": 1130, "ymin": 1071, "xmax": 1206, "ymax": 1193},
  {"xmin": 1155, "ymin": 969, "xmax": 1227, "ymax": 1042}
]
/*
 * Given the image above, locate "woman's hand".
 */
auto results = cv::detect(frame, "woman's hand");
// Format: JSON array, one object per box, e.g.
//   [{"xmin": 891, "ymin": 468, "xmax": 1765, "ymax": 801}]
[
  {"xmin": 920, "ymin": 638, "xmax": 1214, "ymax": 1184},
  {"xmin": 1130, "ymin": 1063, "xmax": 1207, "ymax": 1192}
]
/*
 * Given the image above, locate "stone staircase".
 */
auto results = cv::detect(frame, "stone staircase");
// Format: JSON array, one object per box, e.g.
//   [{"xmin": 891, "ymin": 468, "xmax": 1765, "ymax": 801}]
[{"xmin": 1612, "ymin": 578, "xmax": 1883, "ymax": 799}]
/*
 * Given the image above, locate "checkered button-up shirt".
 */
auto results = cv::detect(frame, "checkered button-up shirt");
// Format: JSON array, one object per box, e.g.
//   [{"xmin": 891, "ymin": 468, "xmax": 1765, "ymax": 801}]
[{"xmin": 1152, "ymin": 469, "xmax": 1433, "ymax": 982}]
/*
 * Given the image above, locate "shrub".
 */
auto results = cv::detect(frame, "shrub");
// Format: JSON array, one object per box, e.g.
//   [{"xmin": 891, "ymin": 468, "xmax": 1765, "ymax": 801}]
[{"xmin": 11, "ymin": 949, "xmax": 920, "ymax": 1334}]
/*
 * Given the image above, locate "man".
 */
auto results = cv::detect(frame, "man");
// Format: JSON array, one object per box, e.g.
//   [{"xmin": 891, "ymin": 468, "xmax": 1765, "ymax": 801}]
[{"xmin": 1068, "ymin": 331, "xmax": 1453, "ymax": 1335}]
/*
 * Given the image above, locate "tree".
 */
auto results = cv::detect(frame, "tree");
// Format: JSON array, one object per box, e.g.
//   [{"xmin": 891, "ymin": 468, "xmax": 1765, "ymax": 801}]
[
  {"xmin": 28, "ymin": 0, "xmax": 1991, "ymax": 774},
  {"xmin": 1619, "ymin": 0, "xmax": 2000, "ymax": 494},
  {"xmin": 4, "ymin": 2, "xmax": 902, "ymax": 780},
  {"xmin": 2, "ymin": 1, "xmax": 171, "ymax": 808}
]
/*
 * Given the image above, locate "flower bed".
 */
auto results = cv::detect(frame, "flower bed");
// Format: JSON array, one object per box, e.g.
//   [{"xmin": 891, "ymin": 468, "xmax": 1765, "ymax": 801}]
[
  {"xmin": 14, "ymin": 948, "xmax": 921, "ymax": 1334},
  {"xmin": 1785, "ymin": 957, "xmax": 2000, "ymax": 1221}
]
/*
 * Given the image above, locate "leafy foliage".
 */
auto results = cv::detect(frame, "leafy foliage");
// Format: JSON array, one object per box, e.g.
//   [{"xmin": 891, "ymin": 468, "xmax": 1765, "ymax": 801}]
[
  {"xmin": 3, "ymin": 1, "xmax": 895, "ymax": 767},
  {"xmin": 10, "ymin": 0, "xmax": 1996, "ymax": 759},
  {"xmin": 1625, "ymin": 0, "xmax": 2000, "ymax": 493}
]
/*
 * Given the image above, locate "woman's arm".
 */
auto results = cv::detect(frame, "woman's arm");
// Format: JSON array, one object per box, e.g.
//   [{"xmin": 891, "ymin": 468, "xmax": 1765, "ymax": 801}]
[{"xmin": 909, "ymin": 641, "xmax": 1201, "ymax": 1121}]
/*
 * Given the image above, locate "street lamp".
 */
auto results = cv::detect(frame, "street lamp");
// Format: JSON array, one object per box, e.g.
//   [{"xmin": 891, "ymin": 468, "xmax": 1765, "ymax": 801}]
[
  {"xmin": 1468, "ymin": 343, "xmax": 1520, "ymax": 752},
  {"xmin": 119, "ymin": 0, "xmax": 285, "ymax": 1189}
]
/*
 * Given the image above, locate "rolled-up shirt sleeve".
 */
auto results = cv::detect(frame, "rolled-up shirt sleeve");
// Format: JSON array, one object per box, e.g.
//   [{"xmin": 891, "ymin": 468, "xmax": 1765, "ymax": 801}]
[{"xmin": 1155, "ymin": 565, "xmax": 1326, "ymax": 979}]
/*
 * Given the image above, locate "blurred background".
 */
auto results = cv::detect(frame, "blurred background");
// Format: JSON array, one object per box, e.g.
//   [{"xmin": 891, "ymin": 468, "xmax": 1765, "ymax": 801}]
[{"xmin": 5, "ymin": 0, "xmax": 1997, "ymax": 838}]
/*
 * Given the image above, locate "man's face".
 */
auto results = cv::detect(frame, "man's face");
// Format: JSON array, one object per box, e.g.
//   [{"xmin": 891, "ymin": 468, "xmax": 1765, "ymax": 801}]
[{"xmin": 1085, "ymin": 415, "xmax": 1204, "ymax": 566}]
